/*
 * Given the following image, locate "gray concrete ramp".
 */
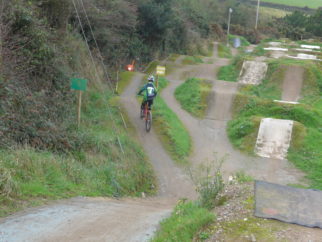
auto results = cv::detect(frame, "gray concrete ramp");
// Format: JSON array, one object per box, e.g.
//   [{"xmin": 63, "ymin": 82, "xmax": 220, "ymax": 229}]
[
  {"xmin": 238, "ymin": 61, "xmax": 268, "ymax": 85},
  {"xmin": 255, "ymin": 118, "xmax": 293, "ymax": 160},
  {"xmin": 255, "ymin": 181, "xmax": 322, "ymax": 228}
]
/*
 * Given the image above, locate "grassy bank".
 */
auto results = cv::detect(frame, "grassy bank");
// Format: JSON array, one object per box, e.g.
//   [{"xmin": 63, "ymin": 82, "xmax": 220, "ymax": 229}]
[
  {"xmin": 116, "ymin": 71, "xmax": 136, "ymax": 94},
  {"xmin": 218, "ymin": 44, "xmax": 232, "ymax": 58},
  {"xmin": 217, "ymin": 54, "xmax": 244, "ymax": 82},
  {"xmin": 261, "ymin": 0, "xmax": 322, "ymax": 8},
  {"xmin": 152, "ymin": 201, "xmax": 215, "ymax": 242},
  {"xmin": 175, "ymin": 78, "xmax": 212, "ymax": 118},
  {"xmin": 0, "ymin": 86, "xmax": 156, "ymax": 217},
  {"xmin": 152, "ymin": 78, "xmax": 192, "ymax": 163},
  {"xmin": 182, "ymin": 55, "xmax": 204, "ymax": 65}
]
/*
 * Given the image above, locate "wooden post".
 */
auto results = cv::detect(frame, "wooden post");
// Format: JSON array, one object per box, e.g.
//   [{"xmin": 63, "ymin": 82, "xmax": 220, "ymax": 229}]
[
  {"xmin": 115, "ymin": 69, "xmax": 119, "ymax": 93},
  {"xmin": 156, "ymin": 75, "xmax": 159, "ymax": 89},
  {"xmin": 77, "ymin": 90, "xmax": 82, "ymax": 128}
]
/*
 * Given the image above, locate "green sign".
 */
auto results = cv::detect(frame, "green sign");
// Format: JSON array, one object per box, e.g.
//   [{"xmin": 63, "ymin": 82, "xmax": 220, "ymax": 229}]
[{"xmin": 71, "ymin": 78, "xmax": 88, "ymax": 91}]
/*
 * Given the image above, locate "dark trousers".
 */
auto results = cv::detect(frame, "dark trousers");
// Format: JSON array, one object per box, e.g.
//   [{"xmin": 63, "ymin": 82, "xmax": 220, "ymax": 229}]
[{"xmin": 141, "ymin": 99, "xmax": 154, "ymax": 110}]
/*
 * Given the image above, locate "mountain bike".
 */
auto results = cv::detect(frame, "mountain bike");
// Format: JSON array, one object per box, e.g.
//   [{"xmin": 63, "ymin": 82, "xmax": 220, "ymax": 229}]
[{"xmin": 140, "ymin": 100, "xmax": 152, "ymax": 132}]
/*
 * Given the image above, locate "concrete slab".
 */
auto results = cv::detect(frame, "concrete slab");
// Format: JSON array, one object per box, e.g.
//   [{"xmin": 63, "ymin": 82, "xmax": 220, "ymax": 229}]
[
  {"xmin": 255, "ymin": 180, "xmax": 322, "ymax": 228},
  {"xmin": 300, "ymin": 44, "xmax": 320, "ymax": 50},
  {"xmin": 238, "ymin": 61, "xmax": 268, "ymax": 85},
  {"xmin": 264, "ymin": 47, "xmax": 288, "ymax": 51},
  {"xmin": 295, "ymin": 48, "xmax": 316, "ymax": 52},
  {"xmin": 255, "ymin": 118, "xmax": 294, "ymax": 160},
  {"xmin": 268, "ymin": 42, "xmax": 281, "ymax": 47},
  {"xmin": 274, "ymin": 100, "xmax": 299, "ymax": 105},
  {"xmin": 286, "ymin": 54, "xmax": 321, "ymax": 61}
]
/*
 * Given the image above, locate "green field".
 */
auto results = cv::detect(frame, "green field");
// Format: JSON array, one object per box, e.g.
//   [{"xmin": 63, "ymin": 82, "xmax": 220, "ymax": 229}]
[{"xmin": 261, "ymin": 0, "xmax": 322, "ymax": 9}]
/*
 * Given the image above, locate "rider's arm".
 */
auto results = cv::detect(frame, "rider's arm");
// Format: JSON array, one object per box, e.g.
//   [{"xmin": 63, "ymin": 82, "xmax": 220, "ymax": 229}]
[{"xmin": 137, "ymin": 84, "xmax": 146, "ymax": 95}]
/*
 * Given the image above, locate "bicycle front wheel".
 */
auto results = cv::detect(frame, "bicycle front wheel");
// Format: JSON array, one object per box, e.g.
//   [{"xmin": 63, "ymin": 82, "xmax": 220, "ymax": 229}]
[{"xmin": 145, "ymin": 111, "xmax": 152, "ymax": 132}]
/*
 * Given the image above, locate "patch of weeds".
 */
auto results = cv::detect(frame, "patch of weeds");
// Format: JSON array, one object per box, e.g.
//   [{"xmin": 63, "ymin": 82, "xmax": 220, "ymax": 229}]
[
  {"xmin": 235, "ymin": 171, "xmax": 254, "ymax": 183},
  {"xmin": 175, "ymin": 78, "xmax": 212, "ymax": 118},
  {"xmin": 217, "ymin": 54, "xmax": 245, "ymax": 82},
  {"xmin": 198, "ymin": 231, "xmax": 211, "ymax": 240},
  {"xmin": 152, "ymin": 200, "xmax": 215, "ymax": 242},
  {"xmin": 217, "ymin": 65, "xmax": 238, "ymax": 82},
  {"xmin": 190, "ymin": 156, "xmax": 225, "ymax": 210},
  {"xmin": 145, "ymin": 61, "xmax": 159, "ymax": 74},
  {"xmin": 116, "ymin": 71, "xmax": 136, "ymax": 94},
  {"xmin": 182, "ymin": 55, "xmax": 204, "ymax": 65},
  {"xmin": 218, "ymin": 43, "xmax": 232, "ymax": 58},
  {"xmin": 221, "ymin": 217, "xmax": 280, "ymax": 241},
  {"xmin": 215, "ymin": 195, "xmax": 229, "ymax": 206},
  {"xmin": 227, "ymin": 116, "xmax": 261, "ymax": 154},
  {"xmin": 168, "ymin": 53, "xmax": 180, "ymax": 62},
  {"xmin": 252, "ymin": 44, "xmax": 266, "ymax": 56}
]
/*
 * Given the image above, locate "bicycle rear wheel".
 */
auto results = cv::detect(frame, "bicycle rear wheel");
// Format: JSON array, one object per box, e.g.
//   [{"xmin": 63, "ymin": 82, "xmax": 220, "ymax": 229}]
[{"xmin": 145, "ymin": 111, "xmax": 152, "ymax": 132}]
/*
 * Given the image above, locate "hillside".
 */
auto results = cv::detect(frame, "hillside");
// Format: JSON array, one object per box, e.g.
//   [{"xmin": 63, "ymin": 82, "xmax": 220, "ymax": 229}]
[{"xmin": 260, "ymin": 0, "xmax": 322, "ymax": 9}]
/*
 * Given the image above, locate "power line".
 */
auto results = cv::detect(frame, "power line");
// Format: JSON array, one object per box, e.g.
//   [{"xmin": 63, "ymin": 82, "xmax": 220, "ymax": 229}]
[
  {"xmin": 71, "ymin": 0, "xmax": 126, "ymax": 156},
  {"xmin": 77, "ymin": 0, "xmax": 112, "ymax": 86},
  {"xmin": 71, "ymin": 0, "xmax": 102, "ymax": 85}
]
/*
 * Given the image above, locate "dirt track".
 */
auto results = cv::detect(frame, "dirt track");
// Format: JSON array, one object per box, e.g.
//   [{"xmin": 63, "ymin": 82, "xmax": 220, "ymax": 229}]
[
  {"xmin": 1, "ymin": 43, "xmax": 321, "ymax": 241},
  {"xmin": 163, "ymin": 45, "xmax": 304, "ymax": 184},
  {"xmin": 282, "ymin": 66, "xmax": 304, "ymax": 102}
]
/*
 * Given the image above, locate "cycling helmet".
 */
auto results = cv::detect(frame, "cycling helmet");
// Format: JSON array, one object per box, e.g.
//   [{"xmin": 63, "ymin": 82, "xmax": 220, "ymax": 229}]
[{"xmin": 148, "ymin": 75, "xmax": 155, "ymax": 82}]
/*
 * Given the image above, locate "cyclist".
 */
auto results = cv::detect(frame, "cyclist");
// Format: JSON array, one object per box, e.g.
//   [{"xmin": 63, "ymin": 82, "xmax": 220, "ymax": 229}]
[{"xmin": 138, "ymin": 75, "xmax": 158, "ymax": 115}]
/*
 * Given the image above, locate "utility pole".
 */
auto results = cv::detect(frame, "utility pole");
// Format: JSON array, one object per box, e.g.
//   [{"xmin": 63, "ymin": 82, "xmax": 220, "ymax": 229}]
[
  {"xmin": 255, "ymin": 0, "xmax": 261, "ymax": 29},
  {"xmin": 227, "ymin": 8, "xmax": 233, "ymax": 46}
]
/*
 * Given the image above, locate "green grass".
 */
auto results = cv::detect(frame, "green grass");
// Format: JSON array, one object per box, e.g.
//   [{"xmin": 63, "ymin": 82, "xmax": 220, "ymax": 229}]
[
  {"xmin": 218, "ymin": 43, "xmax": 232, "ymax": 58},
  {"xmin": 116, "ymin": 71, "xmax": 136, "ymax": 94},
  {"xmin": 260, "ymin": 6, "xmax": 290, "ymax": 18},
  {"xmin": 152, "ymin": 78, "xmax": 192, "ymax": 163},
  {"xmin": 145, "ymin": 61, "xmax": 160, "ymax": 74},
  {"xmin": 182, "ymin": 55, "xmax": 204, "ymax": 65},
  {"xmin": 217, "ymin": 65, "xmax": 239, "ymax": 82},
  {"xmin": 217, "ymin": 54, "xmax": 245, "ymax": 82},
  {"xmin": 168, "ymin": 53, "xmax": 180, "ymax": 62},
  {"xmin": 220, "ymin": 216, "xmax": 281, "ymax": 241},
  {"xmin": 175, "ymin": 78, "xmax": 212, "ymax": 118},
  {"xmin": 152, "ymin": 201, "xmax": 215, "ymax": 242},
  {"xmin": 261, "ymin": 0, "xmax": 322, "ymax": 9},
  {"xmin": 0, "ymin": 86, "xmax": 156, "ymax": 217}
]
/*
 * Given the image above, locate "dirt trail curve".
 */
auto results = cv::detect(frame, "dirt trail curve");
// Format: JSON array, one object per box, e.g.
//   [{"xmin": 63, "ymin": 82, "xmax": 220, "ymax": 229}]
[
  {"xmin": 0, "ymin": 75, "xmax": 196, "ymax": 242},
  {"xmin": 282, "ymin": 66, "xmax": 304, "ymax": 102},
  {"xmin": 163, "ymin": 43, "xmax": 304, "ymax": 185}
]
